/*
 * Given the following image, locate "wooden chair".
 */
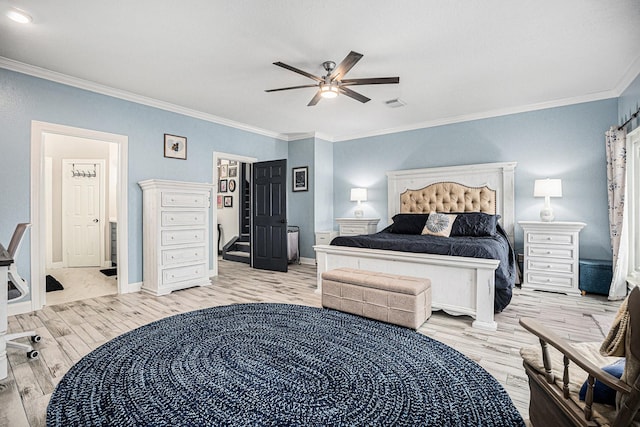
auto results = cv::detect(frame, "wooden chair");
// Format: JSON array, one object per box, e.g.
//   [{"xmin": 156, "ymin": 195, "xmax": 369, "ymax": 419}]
[
  {"xmin": 520, "ymin": 286, "xmax": 640, "ymax": 427},
  {"xmin": 5, "ymin": 223, "xmax": 40, "ymax": 359}
]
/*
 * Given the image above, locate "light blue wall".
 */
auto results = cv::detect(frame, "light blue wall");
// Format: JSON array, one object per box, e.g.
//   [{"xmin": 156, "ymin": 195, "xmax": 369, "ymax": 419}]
[
  {"xmin": 619, "ymin": 73, "xmax": 640, "ymax": 131},
  {"xmin": 0, "ymin": 68, "xmax": 288, "ymax": 288},
  {"xmin": 287, "ymin": 138, "xmax": 315, "ymax": 259},
  {"xmin": 314, "ymin": 137, "xmax": 334, "ymax": 232},
  {"xmin": 332, "ymin": 99, "xmax": 619, "ymax": 260}
]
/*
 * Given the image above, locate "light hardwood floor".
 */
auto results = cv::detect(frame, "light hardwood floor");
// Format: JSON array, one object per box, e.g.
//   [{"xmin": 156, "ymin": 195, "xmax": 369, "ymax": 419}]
[{"xmin": 1, "ymin": 260, "xmax": 622, "ymax": 426}]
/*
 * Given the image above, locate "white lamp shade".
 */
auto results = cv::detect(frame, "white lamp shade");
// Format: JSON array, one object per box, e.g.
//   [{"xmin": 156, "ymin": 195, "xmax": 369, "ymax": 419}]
[
  {"xmin": 350, "ymin": 188, "xmax": 367, "ymax": 202},
  {"xmin": 533, "ymin": 179, "xmax": 562, "ymax": 198}
]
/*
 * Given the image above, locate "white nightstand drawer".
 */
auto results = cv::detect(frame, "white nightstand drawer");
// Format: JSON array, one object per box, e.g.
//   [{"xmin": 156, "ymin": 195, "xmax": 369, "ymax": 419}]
[
  {"xmin": 340, "ymin": 225, "xmax": 367, "ymax": 235},
  {"xmin": 163, "ymin": 263, "xmax": 207, "ymax": 284},
  {"xmin": 527, "ymin": 232, "xmax": 574, "ymax": 245},
  {"xmin": 526, "ymin": 272, "xmax": 575, "ymax": 289},
  {"xmin": 527, "ymin": 259, "xmax": 574, "ymax": 274},
  {"xmin": 162, "ymin": 246, "xmax": 206, "ymax": 265},
  {"xmin": 161, "ymin": 211, "xmax": 206, "ymax": 227},
  {"xmin": 162, "ymin": 192, "xmax": 207, "ymax": 208},
  {"xmin": 315, "ymin": 231, "xmax": 338, "ymax": 245},
  {"xmin": 162, "ymin": 229, "xmax": 206, "ymax": 246},
  {"xmin": 527, "ymin": 246, "xmax": 574, "ymax": 259}
]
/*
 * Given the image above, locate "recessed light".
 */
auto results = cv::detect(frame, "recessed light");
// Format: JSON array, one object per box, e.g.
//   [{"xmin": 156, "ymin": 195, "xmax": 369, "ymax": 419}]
[
  {"xmin": 385, "ymin": 98, "xmax": 406, "ymax": 108},
  {"xmin": 7, "ymin": 8, "xmax": 32, "ymax": 24}
]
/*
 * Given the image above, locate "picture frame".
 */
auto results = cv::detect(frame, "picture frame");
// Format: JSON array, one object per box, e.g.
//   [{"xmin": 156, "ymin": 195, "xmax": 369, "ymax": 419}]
[
  {"xmin": 219, "ymin": 179, "xmax": 228, "ymax": 193},
  {"xmin": 228, "ymin": 179, "xmax": 236, "ymax": 192},
  {"xmin": 164, "ymin": 134, "xmax": 187, "ymax": 160},
  {"xmin": 292, "ymin": 166, "xmax": 308, "ymax": 192},
  {"xmin": 229, "ymin": 160, "xmax": 238, "ymax": 166},
  {"xmin": 229, "ymin": 167, "xmax": 238, "ymax": 177},
  {"xmin": 220, "ymin": 164, "xmax": 228, "ymax": 178},
  {"xmin": 217, "ymin": 195, "xmax": 223, "ymax": 209},
  {"xmin": 224, "ymin": 195, "xmax": 233, "ymax": 208}
]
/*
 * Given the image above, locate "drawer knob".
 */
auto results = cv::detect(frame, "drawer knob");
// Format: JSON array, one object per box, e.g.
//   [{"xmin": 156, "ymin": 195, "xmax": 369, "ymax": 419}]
[
  {"xmin": 546, "ymin": 278, "xmax": 551, "ymax": 282},
  {"xmin": 547, "ymin": 264, "xmax": 552, "ymax": 268},
  {"xmin": 171, "ymin": 237, "xmax": 175, "ymax": 240},
  {"xmin": 195, "ymin": 252, "xmax": 198, "ymax": 256},
  {"xmin": 547, "ymin": 237, "xmax": 552, "ymax": 240},
  {"xmin": 546, "ymin": 251, "xmax": 552, "ymax": 254},
  {"xmin": 171, "ymin": 217, "xmax": 175, "ymax": 220}
]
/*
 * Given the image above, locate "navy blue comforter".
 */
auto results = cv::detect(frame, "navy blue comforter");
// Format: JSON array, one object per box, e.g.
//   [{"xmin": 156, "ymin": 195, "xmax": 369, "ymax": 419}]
[{"xmin": 330, "ymin": 225, "xmax": 516, "ymax": 312}]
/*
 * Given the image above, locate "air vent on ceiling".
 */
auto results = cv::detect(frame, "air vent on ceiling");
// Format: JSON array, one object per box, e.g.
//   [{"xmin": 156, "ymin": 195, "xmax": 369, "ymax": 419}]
[{"xmin": 385, "ymin": 98, "xmax": 406, "ymax": 108}]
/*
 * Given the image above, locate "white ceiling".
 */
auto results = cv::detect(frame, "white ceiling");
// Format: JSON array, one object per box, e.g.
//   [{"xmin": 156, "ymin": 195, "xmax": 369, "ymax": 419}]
[{"xmin": 1, "ymin": 0, "xmax": 639, "ymax": 141}]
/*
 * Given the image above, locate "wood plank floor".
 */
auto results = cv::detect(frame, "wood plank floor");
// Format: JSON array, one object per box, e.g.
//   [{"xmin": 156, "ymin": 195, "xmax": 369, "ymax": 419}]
[{"xmin": 0, "ymin": 260, "xmax": 622, "ymax": 426}]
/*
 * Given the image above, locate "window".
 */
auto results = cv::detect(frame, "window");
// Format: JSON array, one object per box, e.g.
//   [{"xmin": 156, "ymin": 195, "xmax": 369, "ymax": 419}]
[{"xmin": 627, "ymin": 127, "xmax": 640, "ymax": 286}]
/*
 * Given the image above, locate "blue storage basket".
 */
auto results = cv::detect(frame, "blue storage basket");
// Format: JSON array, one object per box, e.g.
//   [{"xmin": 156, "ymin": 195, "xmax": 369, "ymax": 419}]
[{"xmin": 579, "ymin": 259, "xmax": 612, "ymax": 295}]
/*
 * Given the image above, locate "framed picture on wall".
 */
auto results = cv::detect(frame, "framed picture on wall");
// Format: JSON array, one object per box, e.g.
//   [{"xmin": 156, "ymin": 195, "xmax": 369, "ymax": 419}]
[
  {"xmin": 224, "ymin": 195, "xmax": 233, "ymax": 207},
  {"xmin": 229, "ymin": 167, "xmax": 238, "ymax": 177},
  {"xmin": 217, "ymin": 195, "xmax": 223, "ymax": 209},
  {"xmin": 292, "ymin": 166, "xmax": 308, "ymax": 192},
  {"xmin": 164, "ymin": 134, "xmax": 187, "ymax": 160},
  {"xmin": 220, "ymin": 164, "xmax": 228, "ymax": 178},
  {"xmin": 228, "ymin": 179, "xmax": 236, "ymax": 192},
  {"xmin": 219, "ymin": 179, "xmax": 228, "ymax": 193}
]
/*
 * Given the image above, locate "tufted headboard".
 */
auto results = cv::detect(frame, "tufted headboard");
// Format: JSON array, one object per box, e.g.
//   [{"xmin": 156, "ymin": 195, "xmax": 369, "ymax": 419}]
[
  {"xmin": 400, "ymin": 182, "xmax": 496, "ymax": 214},
  {"xmin": 387, "ymin": 162, "xmax": 517, "ymax": 244}
]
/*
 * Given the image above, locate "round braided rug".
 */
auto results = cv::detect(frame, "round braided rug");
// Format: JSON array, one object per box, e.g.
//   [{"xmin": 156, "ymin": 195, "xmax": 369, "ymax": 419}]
[{"xmin": 47, "ymin": 303, "xmax": 525, "ymax": 426}]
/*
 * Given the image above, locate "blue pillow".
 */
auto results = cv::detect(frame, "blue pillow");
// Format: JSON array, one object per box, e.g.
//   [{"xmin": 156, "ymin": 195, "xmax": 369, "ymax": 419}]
[
  {"xmin": 450, "ymin": 212, "xmax": 500, "ymax": 237},
  {"xmin": 390, "ymin": 214, "xmax": 430, "ymax": 234},
  {"xmin": 578, "ymin": 358, "xmax": 625, "ymax": 405}
]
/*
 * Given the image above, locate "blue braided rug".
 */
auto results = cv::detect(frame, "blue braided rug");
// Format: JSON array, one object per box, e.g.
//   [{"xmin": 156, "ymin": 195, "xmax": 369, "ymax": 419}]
[{"xmin": 47, "ymin": 303, "xmax": 525, "ymax": 426}]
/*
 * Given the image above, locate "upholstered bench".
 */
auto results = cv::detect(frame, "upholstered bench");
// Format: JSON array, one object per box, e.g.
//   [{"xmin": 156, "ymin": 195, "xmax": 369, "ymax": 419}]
[{"xmin": 321, "ymin": 268, "xmax": 432, "ymax": 329}]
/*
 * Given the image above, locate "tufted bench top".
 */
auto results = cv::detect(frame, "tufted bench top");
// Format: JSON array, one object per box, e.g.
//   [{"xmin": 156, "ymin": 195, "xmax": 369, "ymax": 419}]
[{"xmin": 321, "ymin": 268, "xmax": 430, "ymax": 295}]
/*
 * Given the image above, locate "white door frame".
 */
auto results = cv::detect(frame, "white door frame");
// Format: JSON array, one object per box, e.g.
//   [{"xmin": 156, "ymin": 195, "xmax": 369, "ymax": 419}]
[
  {"xmin": 25, "ymin": 121, "xmax": 129, "ymax": 314},
  {"xmin": 212, "ymin": 151, "xmax": 257, "ymax": 277},
  {"xmin": 61, "ymin": 159, "xmax": 106, "ymax": 268}
]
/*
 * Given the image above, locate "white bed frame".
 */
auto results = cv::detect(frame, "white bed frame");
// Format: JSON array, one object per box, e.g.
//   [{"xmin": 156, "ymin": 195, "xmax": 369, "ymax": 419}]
[{"xmin": 314, "ymin": 161, "xmax": 517, "ymax": 331}]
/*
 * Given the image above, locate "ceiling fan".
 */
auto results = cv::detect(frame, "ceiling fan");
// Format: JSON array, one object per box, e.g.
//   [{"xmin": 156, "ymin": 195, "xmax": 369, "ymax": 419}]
[{"xmin": 265, "ymin": 51, "xmax": 400, "ymax": 106}]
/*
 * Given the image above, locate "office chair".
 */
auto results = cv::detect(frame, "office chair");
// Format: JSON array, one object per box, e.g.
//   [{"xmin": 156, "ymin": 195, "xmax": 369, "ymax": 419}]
[{"xmin": 5, "ymin": 223, "xmax": 40, "ymax": 359}]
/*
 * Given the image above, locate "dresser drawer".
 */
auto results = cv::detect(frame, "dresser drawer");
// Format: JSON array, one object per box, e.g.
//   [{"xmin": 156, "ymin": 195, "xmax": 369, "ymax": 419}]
[
  {"xmin": 527, "ymin": 259, "xmax": 574, "ymax": 274},
  {"xmin": 162, "ymin": 246, "xmax": 206, "ymax": 265},
  {"xmin": 161, "ymin": 211, "xmax": 206, "ymax": 227},
  {"xmin": 526, "ymin": 272, "xmax": 576, "ymax": 289},
  {"xmin": 161, "ymin": 192, "xmax": 207, "ymax": 208},
  {"xmin": 162, "ymin": 263, "xmax": 207, "ymax": 285},
  {"xmin": 527, "ymin": 246, "xmax": 574, "ymax": 259},
  {"xmin": 161, "ymin": 229, "xmax": 206, "ymax": 246},
  {"xmin": 527, "ymin": 232, "xmax": 574, "ymax": 245},
  {"xmin": 340, "ymin": 225, "xmax": 367, "ymax": 236}
]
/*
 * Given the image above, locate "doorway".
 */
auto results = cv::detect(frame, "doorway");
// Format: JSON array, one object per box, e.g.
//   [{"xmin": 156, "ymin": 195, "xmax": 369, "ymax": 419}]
[{"xmin": 27, "ymin": 121, "xmax": 129, "ymax": 313}]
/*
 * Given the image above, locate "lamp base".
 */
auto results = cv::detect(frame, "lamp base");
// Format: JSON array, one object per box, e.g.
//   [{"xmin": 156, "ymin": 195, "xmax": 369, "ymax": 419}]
[
  {"xmin": 539, "ymin": 207, "xmax": 554, "ymax": 222},
  {"xmin": 354, "ymin": 208, "xmax": 364, "ymax": 218}
]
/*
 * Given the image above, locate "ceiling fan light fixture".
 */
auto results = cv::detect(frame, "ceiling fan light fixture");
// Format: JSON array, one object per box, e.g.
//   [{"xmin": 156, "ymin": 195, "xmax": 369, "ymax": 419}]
[
  {"xmin": 6, "ymin": 7, "xmax": 32, "ymax": 24},
  {"xmin": 320, "ymin": 83, "xmax": 339, "ymax": 99}
]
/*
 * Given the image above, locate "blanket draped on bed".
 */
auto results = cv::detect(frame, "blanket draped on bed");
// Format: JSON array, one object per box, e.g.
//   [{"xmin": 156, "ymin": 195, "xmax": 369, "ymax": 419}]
[{"xmin": 330, "ymin": 225, "xmax": 517, "ymax": 312}]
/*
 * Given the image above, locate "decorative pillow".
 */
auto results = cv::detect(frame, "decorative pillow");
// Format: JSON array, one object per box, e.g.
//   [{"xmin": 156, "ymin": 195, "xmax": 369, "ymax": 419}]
[
  {"xmin": 390, "ymin": 214, "xmax": 430, "ymax": 234},
  {"xmin": 578, "ymin": 358, "xmax": 625, "ymax": 405},
  {"xmin": 421, "ymin": 213, "xmax": 457, "ymax": 237},
  {"xmin": 450, "ymin": 212, "xmax": 500, "ymax": 237}
]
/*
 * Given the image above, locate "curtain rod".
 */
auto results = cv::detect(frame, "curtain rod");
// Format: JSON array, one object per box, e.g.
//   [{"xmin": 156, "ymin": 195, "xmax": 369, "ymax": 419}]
[{"xmin": 619, "ymin": 106, "xmax": 640, "ymax": 131}]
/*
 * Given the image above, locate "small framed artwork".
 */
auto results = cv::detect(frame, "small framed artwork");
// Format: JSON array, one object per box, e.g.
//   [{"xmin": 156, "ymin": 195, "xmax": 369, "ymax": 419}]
[
  {"xmin": 229, "ymin": 167, "xmax": 238, "ymax": 177},
  {"xmin": 292, "ymin": 166, "xmax": 308, "ymax": 192},
  {"xmin": 228, "ymin": 179, "xmax": 236, "ymax": 192},
  {"xmin": 220, "ymin": 164, "xmax": 228, "ymax": 178},
  {"xmin": 229, "ymin": 160, "xmax": 238, "ymax": 166},
  {"xmin": 219, "ymin": 179, "xmax": 228, "ymax": 193},
  {"xmin": 164, "ymin": 134, "xmax": 187, "ymax": 160},
  {"xmin": 224, "ymin": 195, "xmax": 233, "ymax": 208},
  {"xmin": 217, "ymin": 195, "xmax": 223, "ymax": 209}
]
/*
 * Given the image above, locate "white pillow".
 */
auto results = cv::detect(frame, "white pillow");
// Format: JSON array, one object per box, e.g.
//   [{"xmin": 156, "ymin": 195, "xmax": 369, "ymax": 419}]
[{"xmin": 421, "ymin": 213, "xmax": 457, "ymax": 237}]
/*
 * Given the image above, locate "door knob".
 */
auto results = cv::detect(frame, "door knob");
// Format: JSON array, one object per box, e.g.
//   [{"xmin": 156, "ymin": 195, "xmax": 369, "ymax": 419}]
[
  {"xmin": 93, "ymin": 219, "xmax": 99, "ymax": 223},
  {"xmin": 280, "ymin": 219, "xmax": 286, "ymax": 224}
]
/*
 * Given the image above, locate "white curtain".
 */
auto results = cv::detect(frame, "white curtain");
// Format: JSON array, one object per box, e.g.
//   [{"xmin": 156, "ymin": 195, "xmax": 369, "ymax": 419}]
[{"xmin": 606, "ymin": 126, "xmax": 629, "ymax": 300}]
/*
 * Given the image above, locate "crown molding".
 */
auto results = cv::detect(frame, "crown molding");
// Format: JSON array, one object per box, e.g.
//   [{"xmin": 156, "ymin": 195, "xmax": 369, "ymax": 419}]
[
  {"xmin": 331, "ymin": 90, "xmax": 620, "ymax": 142},
  {"xmin": 614, "ymin": 54, "xmax": 640, "ymax": 95},
  {"xmin": 0, "ymin": 57, "xmax": 291, "ymax": 141}
]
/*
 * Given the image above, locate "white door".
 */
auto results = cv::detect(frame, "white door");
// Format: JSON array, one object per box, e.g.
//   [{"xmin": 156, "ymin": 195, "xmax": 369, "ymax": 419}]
[{"xmin": 62, "ymin": 159, "xmax": 105, "ymax": 267}]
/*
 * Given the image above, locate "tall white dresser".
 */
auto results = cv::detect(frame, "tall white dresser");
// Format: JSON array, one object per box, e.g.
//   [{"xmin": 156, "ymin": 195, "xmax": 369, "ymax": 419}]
[
  {"xmin": 139, "ymin": 179, "xmax": 214, "ymax": 296},
  {"xmin": 519, "ymin": 221, "xmax": 586, "ymax": 295}
]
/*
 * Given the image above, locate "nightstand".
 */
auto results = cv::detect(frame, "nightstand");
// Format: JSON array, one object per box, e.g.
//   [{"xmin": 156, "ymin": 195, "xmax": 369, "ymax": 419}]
[
  {"xmin": 335, "ymin": 218, "xmax": 380, "ymax": 236},
  {"xmin": 315, "ymin": 230, "xmax": 338, "ymax": 245},
  {"xmin": 519, "ymin": 221, "xmax": 586, "ymax": 295}
]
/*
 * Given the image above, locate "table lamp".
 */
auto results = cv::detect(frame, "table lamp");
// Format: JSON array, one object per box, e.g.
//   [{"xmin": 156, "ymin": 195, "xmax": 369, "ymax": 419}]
[
  {"xmin": 350, "ymin": 188, "xmax": 367, "ymax": 218},
  {"xmin": 534, "ymin": 178, "xmax": 562, "ymax": 222}
]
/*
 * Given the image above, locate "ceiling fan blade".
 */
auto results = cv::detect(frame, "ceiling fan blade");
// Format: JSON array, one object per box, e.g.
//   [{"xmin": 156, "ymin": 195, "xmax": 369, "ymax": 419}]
[
  {"xmin": 307, "ymin": 91, "xmax": 323, "ymax": 106},
  {"xmin": 329, "ymin": 51, "xmax": 363, "ymax": 80},
  {"xmin": 265, "ymin": 84, "xmax": 319, "ymax": 93},
  {"xmin": 273, "ymin": 62, "xmax": 323, "ymax": 82},
  {"xmin": 339, "ymin": 87, "xmax": 371, "ymax": 103},
  {"xmin": 340, "ymin": 77, "xmax": 400, "ymax": 86}
]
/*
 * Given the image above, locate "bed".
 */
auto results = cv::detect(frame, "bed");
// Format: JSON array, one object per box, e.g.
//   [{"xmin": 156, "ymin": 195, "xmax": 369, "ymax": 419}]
[{"xmin": 314, "ymin": 162, "xmax": 517, "ymax": 331}]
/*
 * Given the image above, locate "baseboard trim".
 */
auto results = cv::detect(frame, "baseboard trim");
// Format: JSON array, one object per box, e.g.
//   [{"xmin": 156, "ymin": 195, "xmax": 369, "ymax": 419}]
[
  {"xmin": 299, "ymin": 257, "xmax": 315, "ymax": 266},
  {"xmin": 7, "ymin": 300, "xmax": 32, "ymax": 316},
  {"xmin": 122, "ymin": 281, "xmax": 142, "ymax": 294}
]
